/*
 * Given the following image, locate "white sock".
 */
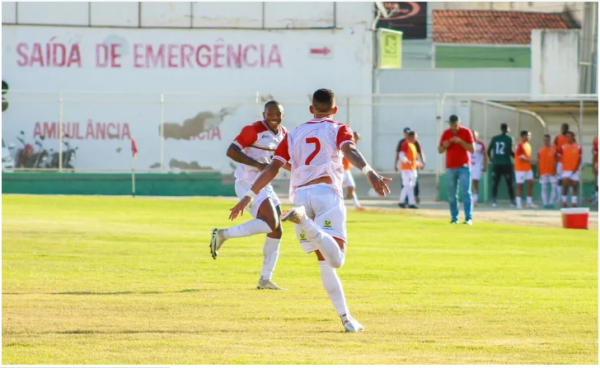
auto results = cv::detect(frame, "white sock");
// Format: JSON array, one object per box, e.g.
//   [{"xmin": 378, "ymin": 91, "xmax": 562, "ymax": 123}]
[
  {"xmin": 300, "ymin": 217, "xmax": 345, "ymax": 268},
  {"xmin": 526, "ymin": 196, "xmax": 532, "ymax": 204},
  {"xmin": 473, "ymin": 192, "xmax": 478, "ymax": 203},
  {"xmin": 224, "ymin": 219, "xmax": 272, "ymax": 239},
  {"xmin": 352, "ymin": 195, "xmax": 361, "ymax": 208},
  {"xmin": 595, "ymin": 191, "xmax": 598, "ymax": 200},
  {"xmin": 541, "ymin": 183, "xmax": 548, "ymax": 205},
  {"xmin": 562, "ymin": 195, "xmax": 568, "ymax": 203},
  {"xmin": 571, "ymin": 196, "xmax": 578, "ymax": 205},
  {"xmin": 407, "ymin": 185, "xmax": 415, "ymax": 205},
  {"xmin": 319, "ymin": 261, "xmax": 350, "ymax": 321},
  {"xmin": 550, "ymin": 183, "xmax": 558, "ymax": 203},
  {"xmin": 556, "ymin": 185, "xmax": 563, "ymax": 202},
  {"xmin": 516, "ymin": 197, "xmax": 522, "ymax": 206},
  {"xmin": 260, "ymin": 237, "xmax": 281, "ymax": 281}
]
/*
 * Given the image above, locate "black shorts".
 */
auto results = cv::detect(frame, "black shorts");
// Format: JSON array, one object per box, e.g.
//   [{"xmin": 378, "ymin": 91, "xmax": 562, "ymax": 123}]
[{"xmin": 492, "ymin": 164, "xmax": 513, "ymax": 181}]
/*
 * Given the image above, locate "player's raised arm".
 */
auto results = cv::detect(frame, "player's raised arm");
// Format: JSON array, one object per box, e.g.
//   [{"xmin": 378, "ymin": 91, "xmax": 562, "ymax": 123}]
[{"xmin": 340, "ymin": 140, "xmax": 392, "ymax": 197}]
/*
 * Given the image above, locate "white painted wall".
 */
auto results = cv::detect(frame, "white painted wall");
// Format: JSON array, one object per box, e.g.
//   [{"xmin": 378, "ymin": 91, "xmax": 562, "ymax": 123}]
[
  {"xmin": 90, "ymin": 2, "xmax": 139, "ymax": 27},
  {"xmin": 531, "ymin": 30, "xmax": 580, "ymax": 95},
  {"xmin": 2, "ymin": 2, "xmax": 373, "ymax": 172}
]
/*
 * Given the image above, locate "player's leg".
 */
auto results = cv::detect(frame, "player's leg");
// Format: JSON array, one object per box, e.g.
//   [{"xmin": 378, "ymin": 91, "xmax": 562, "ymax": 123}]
[
  {"xmin": 345, "ymin": 172, "xmax": 362, "ymax": 210},
  {"xmin": 414, "ymin": 173, "xmax": 420, "ymax": 204},
  {"xmin": 399, "ymin": 171, "xmax": 410, "ymax": 208},
  {"xmin": 503, "ymin": 166, "xmax": 516, "ymax": 205},
  {"xmin": 491, "ymin": 165, "xmax": 501, "ymax": 206},
  {"xmin": 526, "ymin": 172, "xmax": 536, "ymax": 207},
  {"xmin": 561, "ymin": 175, "xmax": 571, "ymax": 207},
  {"xmin": 540, "ymin": 175, "xmax": 549, "ymax": 208},
  {"xmin": 556, "ymin": 163, "xmax": 563, "ymax": 204},
  {"xmin": 282, "ymin": 186, "xmax": 345, "ymax": 268},
  {"xmin": 515, "ymin": 172, "xmax": 523, "ymax": 208},
  {"xmin": 407, "ymin": 171, "xmax": 417, "ymax": 207},
  {"xmin": 446, "ymin": 168, "xmax": 459, "ymax": 223},
  {"xmin": 458, "ymin": 167, "xmax": 473, "ymax": 223},
  {"xmin": 548, "ymin": 175, "xmax": 557, "ymax": 208},
  {"xmin": 255, "ymin": 200, "xmax": 283, "ymax": 290},
  {"xmin": 210, "ymin": 181, "xmax": 275, "ymax": 260},
  {"xmin": 472, "ymin": 179, "xmax": 479, "ymax": 206},
  {"xmin": 571, "ymin": 173, "xmax": 579, "ymax": 207}
]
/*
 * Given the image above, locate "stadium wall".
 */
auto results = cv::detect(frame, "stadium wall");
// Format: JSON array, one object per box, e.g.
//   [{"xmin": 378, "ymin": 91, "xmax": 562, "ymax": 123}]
[
  {"xmin": 2, "ymin": 172, "xmax": 235, "ymax": 196},
  {"xmin": 2, "ymin": 2, "xmax": 374, "ymax": 173}
]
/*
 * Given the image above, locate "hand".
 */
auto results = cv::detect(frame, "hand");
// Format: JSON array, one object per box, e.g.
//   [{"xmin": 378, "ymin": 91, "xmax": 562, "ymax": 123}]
[
  {"xmin": 450, "ymin": 136, "xmax": 463, "ymax": 144},
  {"xmin": 482, "ymin": 165, "xmax": 487, "ymax": 173},
  {"xmin": 417, "ymin": 162, "xmax": 424, "ymax": 169},
  {"xmin": 394, "ymin": 164, "xmax": 399, "ymax": 172},
  {"xmin": 229, "ymin": 196, "xmax": 252, "ymax": 221},
  {"xmin": 442, "ymin": 141, "xmax": 450, "ymax": 148},
  {"xmin": 367, "ymin": 171, "xmax": 392, "ymax": 197}
]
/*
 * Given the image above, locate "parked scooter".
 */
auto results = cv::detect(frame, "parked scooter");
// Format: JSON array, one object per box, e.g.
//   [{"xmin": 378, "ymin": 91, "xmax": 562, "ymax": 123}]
[
  {"xmin": 48, "ymin": 135, "xmax": 78, "ymax": 169},
  {"xmin": 15, "ymin": 131, "xmax": 48, "ymax": 168}
]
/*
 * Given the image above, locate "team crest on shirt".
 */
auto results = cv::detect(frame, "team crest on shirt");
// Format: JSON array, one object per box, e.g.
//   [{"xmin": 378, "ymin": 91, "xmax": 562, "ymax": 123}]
[
  {"xmin": 299, "ymin": 233, "xmax": 307, "ymax": 241},
  {"xmin": 323, "ymin": 219, "xmax": 332, "ymax": 228}
]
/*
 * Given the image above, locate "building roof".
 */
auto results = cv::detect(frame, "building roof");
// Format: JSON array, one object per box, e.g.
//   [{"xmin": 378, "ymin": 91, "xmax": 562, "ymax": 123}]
[{"xmin": 433, "ymin": 10, "xmax": 580, "ymax": 44}]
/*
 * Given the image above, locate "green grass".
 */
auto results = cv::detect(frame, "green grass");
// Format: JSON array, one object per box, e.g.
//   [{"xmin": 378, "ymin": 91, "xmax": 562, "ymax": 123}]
[{"xmin": 2, "ymin": 195, "xmax": 598, "ymax": 364}]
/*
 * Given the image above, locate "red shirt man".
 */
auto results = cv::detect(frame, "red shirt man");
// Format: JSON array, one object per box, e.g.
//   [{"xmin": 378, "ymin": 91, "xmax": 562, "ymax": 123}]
[{"xmin": 439, "ymin": 120, "xmax": 475, "ymax": 169}]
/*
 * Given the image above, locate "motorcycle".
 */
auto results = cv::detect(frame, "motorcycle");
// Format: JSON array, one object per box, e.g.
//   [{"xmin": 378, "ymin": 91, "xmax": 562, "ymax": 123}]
[
  {"xmin": 15, "ymin": 132, "xmax": 48, "ymax": 168},
  {"xmin": 48, "ymin": 135, "xmax": 78, "ymax": 169}
]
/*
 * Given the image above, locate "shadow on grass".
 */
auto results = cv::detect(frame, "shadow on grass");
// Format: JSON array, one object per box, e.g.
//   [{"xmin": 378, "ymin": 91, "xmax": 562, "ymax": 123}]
[{"xmin": 3, "ymin": 289, "xmax": 204, "ymax": 296}]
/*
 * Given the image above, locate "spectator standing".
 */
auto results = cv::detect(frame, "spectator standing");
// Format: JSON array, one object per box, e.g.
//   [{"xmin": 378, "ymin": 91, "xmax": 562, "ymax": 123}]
[
  {"xmin": 471, "ymin": 130, "xmax": 487, "ymax": 206},
  {"xmin": 537, "ymin": 134, "xmax": 558, "ymax": 209},
  {"xmin": 395, "ymin": 127, "xmax": 425, "ymax": 205},
  {"xmin": 398, "ymin": 131, "xmax": 420, "ymax": 209},
  {"xmin": 487, "ymin": 123, "xmax": 515, "ymax": 207},
  {"xmin": 514, "ymin": 130, "xmax": 537, "ymax": 209},
  {"xmin": 438, "ymin": 115, "xmax": 475, "ymax": 225},
  {"xmin": 557, "ymin": 131, "xmax": 582, "ymax": 207}
]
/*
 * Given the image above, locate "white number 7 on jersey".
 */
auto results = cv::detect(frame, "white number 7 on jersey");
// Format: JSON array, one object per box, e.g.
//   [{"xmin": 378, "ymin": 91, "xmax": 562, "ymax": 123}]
[{"xmin": 305, "ymin": 137, "xmax": 321, "ymax": 165}]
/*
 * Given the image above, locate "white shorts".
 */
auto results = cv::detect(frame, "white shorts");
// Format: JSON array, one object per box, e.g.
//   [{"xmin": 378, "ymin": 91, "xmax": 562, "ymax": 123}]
[
  {"xmin": 401, "ymin": 170, "xmax": 417, "ymax": 187},
  {"xmin": 235, "ymin": 180, "xmax": 281, "ymax": 218},
  {"xmin": 515, "ymin": 170, "xmax": 534, "ymax": 184},
  {"xmin": 343, "ymin": 171, "xmax": 356, "ymax": 188},
  {"xmin": 561, "ymin": 171, "xmax": 580, "ymax": 182},
  {"xmin": 556, "ymin": 162, "xmax": 563, "ymax": 180},
  {"xmin": 293, "ymin": 184, "xmax": 347, "ymax": 254},
  {"xmin": 471, "ymin": 164, "xmax": 482, "ymax": 181},
  {"xmin": 539, "ymin": 174, "xmax": 558, "ymax": 184}
]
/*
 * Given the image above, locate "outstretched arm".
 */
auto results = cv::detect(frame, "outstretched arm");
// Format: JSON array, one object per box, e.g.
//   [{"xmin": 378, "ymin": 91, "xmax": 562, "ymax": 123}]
[
  {"xmin": 229, "ymin": 160, "xmax": 284, "ymax": 220},
  {"xmin": 341, "ymin": 142, "xmax": 392, "ymax": 197}
]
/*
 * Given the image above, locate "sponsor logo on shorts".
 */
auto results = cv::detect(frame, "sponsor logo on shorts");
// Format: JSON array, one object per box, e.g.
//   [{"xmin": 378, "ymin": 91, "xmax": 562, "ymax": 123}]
[
  {"xmin": 323, "ymin": 219, "xmax": 332, "ymax": 228},
  {"xmin": 248, "ymin": 202, "xmax": 254, "ymax": 211},
  {"xmin": 299, "ymin": 233, "xmax": 307, "ymax": 241}
]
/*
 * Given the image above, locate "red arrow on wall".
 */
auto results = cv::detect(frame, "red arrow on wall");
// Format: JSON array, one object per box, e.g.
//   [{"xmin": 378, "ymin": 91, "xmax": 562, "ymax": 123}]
[{"xmin": 310, "ymin": 47, "xmax": 331, "ymax": 56}]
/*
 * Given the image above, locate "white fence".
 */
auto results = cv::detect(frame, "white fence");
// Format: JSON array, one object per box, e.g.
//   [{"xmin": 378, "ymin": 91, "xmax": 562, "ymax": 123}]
[{"xmin": 2, "ymin": 91, "xmax": 597, "ymax": 182}]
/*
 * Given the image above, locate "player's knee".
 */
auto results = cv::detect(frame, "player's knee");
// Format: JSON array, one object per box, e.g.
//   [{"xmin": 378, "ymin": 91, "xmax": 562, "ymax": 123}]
[{"xmin": 267, "ymin": 224, "xmax": 283, "ymax": 239}]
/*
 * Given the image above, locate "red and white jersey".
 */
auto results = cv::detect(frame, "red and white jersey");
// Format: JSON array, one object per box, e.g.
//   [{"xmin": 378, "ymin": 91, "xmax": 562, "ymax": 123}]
[
  {"xmin": 273, "ymin": 117, "xmax": 354, "ymax": 202},
  {"xmin": 471, "ymin": 141, "xmax": 486, "ymax": 167},
  {"xmin": 232, "ymin": 120, "xmax": 287, "ymax": 184}
]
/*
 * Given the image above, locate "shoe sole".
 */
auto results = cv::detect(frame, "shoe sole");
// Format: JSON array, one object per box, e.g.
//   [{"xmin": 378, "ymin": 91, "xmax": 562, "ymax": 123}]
[
  {"xmin": 280, "ymin": 207, "xmax": 304, "ymax": 223},
  {"xmin": 210, "ymin": 228, "xmax": 218, "ymax": 260},
  {"xmin": 256, "ymin": 285, "xmax": 283, "ymax": 290}
]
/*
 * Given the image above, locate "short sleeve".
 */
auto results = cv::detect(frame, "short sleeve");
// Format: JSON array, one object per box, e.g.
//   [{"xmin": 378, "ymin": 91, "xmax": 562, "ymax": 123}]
[
  {"xmin": 273, "ymin": 134, "xmax": 290, "ymax": 164},
  {"xmin": 578, "ymin": 145, "xmax": 583, "ymax": 155},
  {"xmin": 515, "ymin": 143, "xmax": 523, "ymax": 156},
  {"xmin": 337, "ymin": 125, "xmax": 354, "ymax": 149},
  {"xmin": 233, "ymin": 125, "xmax": 258, "ymax": 149},
  {"xmin": 556, "ymin": 145, "xmax": 563, "ymax": 156},
  {"xmin": 400, "ymin": 141, "xmax": 409, "ymax": 153},
  {"xmin": 463, "ymin": 128, "xmax": 474, "ymax": 144},
  {"xmin": 480, "ymin": 142, "xmax": 486, "ymax": 152},
  {"xmin": 439, "ymin": 130, "xmax": 448, "ymax": 146}
]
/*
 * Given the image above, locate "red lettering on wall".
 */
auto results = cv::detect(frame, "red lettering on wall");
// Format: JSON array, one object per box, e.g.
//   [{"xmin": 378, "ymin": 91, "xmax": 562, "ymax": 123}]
[{"xmin": 110, "ymin": 44, "xmax": 121, "ymax": 68}]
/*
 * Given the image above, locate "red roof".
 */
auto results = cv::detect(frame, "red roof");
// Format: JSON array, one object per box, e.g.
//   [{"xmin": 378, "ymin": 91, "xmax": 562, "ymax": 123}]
[{"xmin": 433, "ymin": 10, "xmax": 579, "ymax": 44}]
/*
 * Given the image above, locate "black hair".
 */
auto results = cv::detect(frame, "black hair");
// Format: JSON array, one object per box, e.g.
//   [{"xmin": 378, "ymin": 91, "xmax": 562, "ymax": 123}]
[
  {"xmin": 566, "ymin": 130, "xmax": 575, "ymax": 137},
  {"xmin": 449, "ymin": 114, "xmax": 459, "ymax": 123},
  {"xmin": 264, "ymin": 100, "xmax": 282, "ymax": 111},
  {"xmin": 562, "ymin": 123, "xmax": 570, "ymax": 130},
  {"xmin": 520, "ymin": 130, "xmax": 530, "ymax": 137},
  {"xmin": 500, "ymin": 123, "xmax": 508, "ymax": 132},
  {"xmin": 543, "ymin": 134, "xmax": 551, "ymax": 139},
  {"xmin": 312, "ymin": 88, "xmax": 335, "ymax": 113},
  {"xmin": 408, "ymin": 131, "xmax": 416, "ymax": 137}
]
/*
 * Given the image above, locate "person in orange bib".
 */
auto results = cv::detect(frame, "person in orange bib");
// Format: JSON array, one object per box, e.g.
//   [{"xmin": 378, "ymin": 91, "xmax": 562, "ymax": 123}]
[
  {"xmin": 593, "ymin": 135, "xmax": 598, "ymax": 204},
  {"xmin": 398, "ymin": 131, "xmax": 421, "ymax": 209},
  {"xmin": 342, "ymin": 132, "xmax": 363, "ymax": 210},
  {"xmin": 514, "ymin": 130, "xmax": 536, "ymax": 209},
  {"xmin": 536, "ymin": 134, "xmax": 558, "ymax": 209},
  {"xmin": 553, "ymin": 123, "xmax": 569, "ymax": 203},
  {"xmin": 556, "ymin": 131, "xmax": 582, "ymax": 207}
]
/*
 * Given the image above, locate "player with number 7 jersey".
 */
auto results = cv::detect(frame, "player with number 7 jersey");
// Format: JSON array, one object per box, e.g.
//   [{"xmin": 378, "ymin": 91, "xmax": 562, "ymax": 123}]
[{"xmin": 228, "ymin": 88, "xmax": 392, "ymax": 333}]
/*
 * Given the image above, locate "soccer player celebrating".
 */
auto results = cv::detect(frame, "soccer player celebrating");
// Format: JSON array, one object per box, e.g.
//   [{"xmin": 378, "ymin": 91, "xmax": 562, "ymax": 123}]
[
  {"xmin": 398, "ymin": 131, "xmax": 420, "ymax": 209},
  {"xmin": 554, "ymin": 123, "xmax": 569, "ymax": 204},
  {"xmin": 514, "ymin": 130, "xmax": 536, "ymax": 209},
  {"xmin": 537, "ymin": 134, "xmax": 558, "ymax": 209},
  {"xmin": 210, "ymin": 101, "xmax": 288, "ymax": 290},
  {"xmin": 557, "ymin": 131, "xmax": 582, "ymax": 207},
  {"xmin": 488, "ymin": 123, "xmax": 515, "ymax": 207},
  {"xmin": 471, "ymin": 130, "xmax": 487, "ymax": 206},
  {"xmin": 342, "ymin": 132, "xmax": 364, "ymax": 210},
  {"xmin": 229, "ymin": 88, "xmax": 392, "ymax": 333}
]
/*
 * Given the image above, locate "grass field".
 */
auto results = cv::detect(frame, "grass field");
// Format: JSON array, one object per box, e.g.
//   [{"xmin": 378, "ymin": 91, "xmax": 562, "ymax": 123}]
[{"xmin": 2, "ymin": 195, "xmax": 598, "ymax": 364}]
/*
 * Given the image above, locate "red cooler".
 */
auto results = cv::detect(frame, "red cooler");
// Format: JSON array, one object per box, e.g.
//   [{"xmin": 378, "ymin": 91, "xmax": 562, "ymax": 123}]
[{"xmin": 561, "ymin": 208, "xmax": 589, "ymax": 230}]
